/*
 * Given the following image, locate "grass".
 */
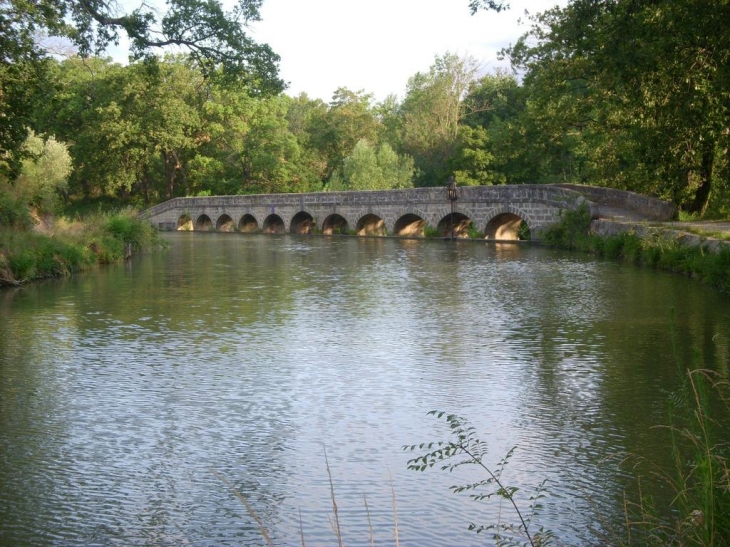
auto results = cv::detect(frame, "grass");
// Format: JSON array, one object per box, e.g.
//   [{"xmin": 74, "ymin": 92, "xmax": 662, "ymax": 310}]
[
  {"xmin": 661, "ymin": 224, "xmax": 730, "ymax": 242},
  {"xmin": 0, "ymin": 207, "xmax": 162, "ymax": 286},
  {"xmin": 542, "ymin": 206, "xmax": 730, "ymax": 294},
  {"xmin": 216, "ymin": 447, "xmax": 402, "ymax": 547},
  {"xmin": 603, "ymin": 329, "xmax": 730, "ymax": 547}
]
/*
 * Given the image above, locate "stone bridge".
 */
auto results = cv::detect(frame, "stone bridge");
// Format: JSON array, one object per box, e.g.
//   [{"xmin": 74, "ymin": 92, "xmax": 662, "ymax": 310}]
[{"xmin": 140, "ymin": 184, "xmax": 677, "ymax": 240}]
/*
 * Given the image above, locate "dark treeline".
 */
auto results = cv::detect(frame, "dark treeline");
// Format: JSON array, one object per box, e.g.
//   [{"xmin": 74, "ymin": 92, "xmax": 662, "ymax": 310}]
[{"xmin": 2, "ymin": 0, "xmax": 729, "ymax": 219}]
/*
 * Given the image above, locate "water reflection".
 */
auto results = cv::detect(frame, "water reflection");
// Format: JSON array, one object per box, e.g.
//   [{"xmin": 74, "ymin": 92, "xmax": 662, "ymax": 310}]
[{"xmin": 0, "ymin": 234, "xmax": 728, "ymax": 546}]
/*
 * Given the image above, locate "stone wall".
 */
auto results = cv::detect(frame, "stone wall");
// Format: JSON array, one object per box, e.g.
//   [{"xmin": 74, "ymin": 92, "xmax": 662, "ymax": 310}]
[
  {"xmin": 555, "ymin": 184, "xmax": 678, "ymax": 221},
  {"xmin": 592, "ymin": 220, "xmax": 730, "ymax": 254}
]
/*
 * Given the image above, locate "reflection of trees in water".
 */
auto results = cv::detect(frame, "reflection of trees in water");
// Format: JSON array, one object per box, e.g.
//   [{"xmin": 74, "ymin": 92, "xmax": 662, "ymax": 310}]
[{"xmin": 2, "ymin": 235, "xmax": 728, "ymax": 545}]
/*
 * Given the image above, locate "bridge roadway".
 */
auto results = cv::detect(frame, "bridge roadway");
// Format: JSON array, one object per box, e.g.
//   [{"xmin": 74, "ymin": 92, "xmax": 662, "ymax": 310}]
[{"xmin": 140, "ymin": 184, "xmax": 677, "ymax": 241}]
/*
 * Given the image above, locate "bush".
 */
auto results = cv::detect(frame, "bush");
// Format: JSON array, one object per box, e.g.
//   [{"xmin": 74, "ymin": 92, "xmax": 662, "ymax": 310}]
[
  {"xmin": 8, "ymin": 249, "xmax": 37, "ymax": 280},
  {"xmin": 102, "ymin": 209, "xmax": 159, "ymax": 251},
  {"xmin": 541, "ymin": 205, "xmax": 593, "ymax": 250},
  {"xmin": 0, "ymin": 188, "xmax": 33, "ymax": 230},
  {"xmin": 0, "ymin": 207, "xmax": 160, "ymax": 286}
]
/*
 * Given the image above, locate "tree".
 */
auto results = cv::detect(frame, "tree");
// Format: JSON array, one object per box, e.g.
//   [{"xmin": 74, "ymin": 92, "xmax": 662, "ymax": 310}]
[
  {"xmin": 462, "ymin": 71, "xmax": 524, "ymax": 130},
  {"xmin": 503, "ymin": 0, "xmax": 730, "ymax": 214},
  {"xmin": 448, "ymin": 125, "xmax": 504, "ymax": 186},
  {"xmin": 197, "ymin": 89, "xmax": 317, "ymax": 194},
  {"xmin": 329, "ymin": 140, "xmax": 414, "ymax": 191},
  {"xmin": 398, "ymin": 53, "xmax": 481, "ymax": 186},
  {"xmin": 39, "ymin": 56, "xmax": 209, "ymax": 202},
  {"xmin": 2, "ymin": 0, "xmax": 282, "ymax": 90},
  {"xmin": 15, "ymin": 131, "xmax": 72, "ymax": 213},
  {"xmin": 307, "ymin": 88, "xmax": 381, "ymax": 181},
  {"xmin": 1, "ymin": 0, "xmax": 283, "ymax": 179}
]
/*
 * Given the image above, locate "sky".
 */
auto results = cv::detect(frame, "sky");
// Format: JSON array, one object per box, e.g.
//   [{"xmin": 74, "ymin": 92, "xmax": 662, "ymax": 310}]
[
  {"xmin": 100, "ymin": 0, "xmax": 565, "ymax": 103},
  {"xmin": 249, "ymin": 0, "xmax": 563, "ymax": 102}
]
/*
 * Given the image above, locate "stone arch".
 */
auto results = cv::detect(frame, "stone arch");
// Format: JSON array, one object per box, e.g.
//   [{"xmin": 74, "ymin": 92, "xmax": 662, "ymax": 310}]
[
  {"xmin": 216, "ymin": 214, "xmax": 235, "ymax": 232},
  {"xmin": 177, "ymin": 214, "xmax": 193, "ymax": 231},
  {"xmin": 238, "ymin": 214, "xmax": 259, "ymax": 233},
  {"xmin": 394, "ymin": 213, "xmax": 426, "ymax": 237},
  {"xmin": 263, "ymin": 214, "xmax": 285, "ymax": 234},
  {"xmin": 322, "ymin": 214, "xmax": 349, "ymax": 235},
  {"xmin": 436, "ymin": 212, "xmax": 475, "ymax": 238},
  {"xmin": 484, "ymin": 207, "xmax": 532, "ymax": 240},
  {"xmin": 290, "ymin": 211, "xmax": 316, "ymax": 234},
  {"xmin": 195, "ymin": 214, "xmax": 213, "ymax": 232},
  {"xmin": 356, "ymin": 214, "xmax": 386, "ymax": 236}
]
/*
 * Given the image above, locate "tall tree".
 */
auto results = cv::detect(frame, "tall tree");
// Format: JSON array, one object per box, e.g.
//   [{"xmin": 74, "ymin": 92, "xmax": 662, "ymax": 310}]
[
  {"xmin": 398, "ymin": 52, "xmax": 481, "ymax": 186},
  {"xmin": 2, "ymin": 0, "xmax": 282, "ymax": 90},
  {"xmin": 1, "ymin": 0, "xmax": 282, "ymax": 178},
  {"xmin": 503, "ymin": 0, "xmax": 730, "ymax": 213},
  {"xmin": 329, "ymin": 140, "xmax": 414, "ymax": 191},
  {"xmin": 307, "ymin": 88, "xmax": 381, "ymax": 180}
]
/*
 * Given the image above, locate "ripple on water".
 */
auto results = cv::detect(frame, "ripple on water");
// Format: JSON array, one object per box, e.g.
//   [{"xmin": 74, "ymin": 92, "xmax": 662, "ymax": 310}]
[{"xmin": 1, "ymin": 234, "xmax": 728, "ymax": 546}]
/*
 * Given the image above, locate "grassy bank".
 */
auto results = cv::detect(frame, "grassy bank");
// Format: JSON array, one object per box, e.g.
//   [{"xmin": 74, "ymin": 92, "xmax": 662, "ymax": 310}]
[
  {"xmin": 542, "ymin": 206, "xmax": 730, "ymax": 294},
  {"xmin": 0, "ymin": 208, "xmax": 161, "ymax": 286}
]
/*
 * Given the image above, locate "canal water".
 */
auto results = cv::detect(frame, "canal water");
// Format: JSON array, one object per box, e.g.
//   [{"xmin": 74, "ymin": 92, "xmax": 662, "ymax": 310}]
[{"xmin": 1, "ymin": 233, "xmax": 728, "ymax": 546}]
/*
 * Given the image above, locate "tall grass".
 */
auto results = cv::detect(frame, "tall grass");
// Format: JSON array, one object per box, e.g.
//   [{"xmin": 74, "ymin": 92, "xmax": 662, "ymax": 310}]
[
  {"xmin": 610, "ymin": 362, "xmax": 730, "ymax": 546},
  {"xmin": 0, "ymin": 207, "xmax": 161, "ymax": 286}
]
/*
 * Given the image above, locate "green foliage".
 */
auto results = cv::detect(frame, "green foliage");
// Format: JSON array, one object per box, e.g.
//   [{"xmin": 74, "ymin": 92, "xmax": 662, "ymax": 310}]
[
  {"xmin": 104, "ymin": 212, "xmax": 151, "ymax": 251},
  {"xmin": 517, "ymin": 221, "xmax": 531, "ymax": 241},
  {"xmin": 0, "ymin": 230, "xmax": 94, "ymax": 284},
  {"xmin": 541, "ymin": 204, "xmax": 593, "ymax": 251},
  {"xmin": 307, "ymin": 88, "xmax": 382, "ymax": 181},
  {"xmin": 0, "ymin": 208, "xmax": 160, "ymax": 285},
  {"xmin": 16, "ymin": 131, "xmax": 72, "ymax": 213},
  {"xmin": 0, "ymin": 182, "xmax": 33, "ymax": 229},
  {"xmin": 504, "ymin": 0, "xmax": 730, "ymax": 214},
  {"xmin": 449, "ymin": 125, "xmax": 504, "ymax": 186},
  {"xmin": 2, "ymin": 0, "xmax": 283, "ymax": 91},
  {"xmin": 404, "ymin": 411, "xmax": 552, "ymax": 547},
  {"xmin": 398, "ymin": 53, "xmax": 481, "ymax": 187},
  {"xmin": 543, "ymin": 206, "xmax": 730, "ymax": 294},
  {"xmin": 330, "ymin": 140, "xmax": 414, "ymax": 191},
  {"xmin": 467, "ymin": 223, "xmax": 483, "ymax": 239},
  {"xmin": 423, "ymin": 225, "xmax": 441, "ymax": 239},
  {"xmin": 0, "ymin": 0, "xmax": 282, "ymax": 181}
]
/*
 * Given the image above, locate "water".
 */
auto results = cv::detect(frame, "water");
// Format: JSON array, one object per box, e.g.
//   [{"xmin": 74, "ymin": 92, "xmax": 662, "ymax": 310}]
[{"xmin": 1, "ymin": 233, "xmax": 728, "ymax": 546}]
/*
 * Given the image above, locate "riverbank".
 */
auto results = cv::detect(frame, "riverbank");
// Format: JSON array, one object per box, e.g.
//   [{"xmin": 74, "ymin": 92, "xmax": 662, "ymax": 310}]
[
  {"xmin": 0, "ymin": 209, "xmax": 162, "ymax": 287},
  {"xmin": 543, "ymin": 206, "xmax": 730, "ymax": 294}
]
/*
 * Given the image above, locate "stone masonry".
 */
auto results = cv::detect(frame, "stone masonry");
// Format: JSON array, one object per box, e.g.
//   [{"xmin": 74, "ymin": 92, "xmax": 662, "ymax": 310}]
[{"xmin": 139, "ymin": 184, "xmax": 677, "ymax": 240}]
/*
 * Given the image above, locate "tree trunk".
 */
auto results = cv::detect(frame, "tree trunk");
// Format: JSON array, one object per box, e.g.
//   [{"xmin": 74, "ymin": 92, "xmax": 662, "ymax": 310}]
[{"xmin": 688, "ymin": 140, "xmax": 715, "ymax": 216}]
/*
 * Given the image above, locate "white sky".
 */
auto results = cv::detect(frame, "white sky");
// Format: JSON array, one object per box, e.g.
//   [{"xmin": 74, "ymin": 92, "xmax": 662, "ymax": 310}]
[
  {"xmin": 250, "ymin": 0, "xmax": 563, "ymax": 103},
  {"xmin": 101, "ymin": 0, "xmax": 565, "ymax": 103}
]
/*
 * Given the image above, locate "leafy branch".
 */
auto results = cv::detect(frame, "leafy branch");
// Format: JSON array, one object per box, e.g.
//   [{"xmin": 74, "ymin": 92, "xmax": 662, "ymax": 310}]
[{"xmin": 403, "ymin": 411, "xmax": 551, "ymax": 547}]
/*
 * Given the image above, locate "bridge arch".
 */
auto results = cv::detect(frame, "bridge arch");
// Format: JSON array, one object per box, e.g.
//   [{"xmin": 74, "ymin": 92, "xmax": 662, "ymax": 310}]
[
  {"xmin": 394, "ymin": 212, "xmax": 427, "ymax": 237},
  {"xmin": 238, "ymin": 214, "xmax": 259, "ymax": 233},
  {"xmin": 263, "ymin": 214, "xmax": 285, "ymax": 234},
  {"xmin": 322, "ymin": 214, "xmax": 349, "ymax": 235},
  {"xmin": 290, "ymin": 211, "xmax": 316, "ymax": 234},
  {"xmin": 437, "ymin": 212, "xmax": 475, "ymax": 238},
  {"xmin": 216, "ymin": 214, "xmax": 235, "ymax": 232},
  {"xmin": 195, "ymin": 214, "xmax": 213, "ymax": 232},
  {"xmin": 356, "ymin": 213, "xmax": 386, "ymax": 236},
  {"xmin": 177, "ymin": 214, "xmax": 193, "ymax": 231},
  {"xmin": 484, "ymin": 207, "xmax": 532, "ymax": 240}
]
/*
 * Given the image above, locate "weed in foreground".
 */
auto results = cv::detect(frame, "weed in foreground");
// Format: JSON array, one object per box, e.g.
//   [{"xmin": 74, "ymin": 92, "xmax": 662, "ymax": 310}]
[{"xmin": 404, "ymin": 411, "xmax": 552, "ymax": 547}]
